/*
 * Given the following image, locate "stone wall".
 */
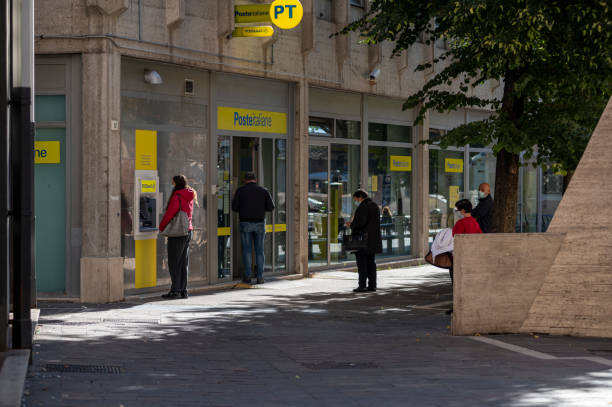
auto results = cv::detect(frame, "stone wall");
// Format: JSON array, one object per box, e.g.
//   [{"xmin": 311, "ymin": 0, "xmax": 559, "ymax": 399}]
[{"xmin": 453, "ymin": 97, "xmax": 612, "ymax": 338}]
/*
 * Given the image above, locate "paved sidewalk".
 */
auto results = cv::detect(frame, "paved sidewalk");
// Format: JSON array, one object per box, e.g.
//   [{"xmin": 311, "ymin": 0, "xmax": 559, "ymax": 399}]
[{"xmin": 25, "ymin": 266, "xmax": 612, "ymax": 406}]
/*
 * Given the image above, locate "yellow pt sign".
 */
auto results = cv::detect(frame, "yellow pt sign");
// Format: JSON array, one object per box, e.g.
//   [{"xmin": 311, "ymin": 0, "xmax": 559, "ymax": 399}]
[
  {"xmin": 270, "ymin": 0, "xmax": 303, "ymax": 30},
  {"xmin": 232, "ymin": 26, "xmax": 275, "ymax": 38}
]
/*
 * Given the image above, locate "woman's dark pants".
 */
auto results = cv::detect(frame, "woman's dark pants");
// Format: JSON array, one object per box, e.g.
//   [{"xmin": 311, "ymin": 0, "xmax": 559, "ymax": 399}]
[
  {"xmin": 355, "ymin": 251, "xmax": 377, "ymax": 289},
  {"xmin": 168, "ymin": 231, "xmax": 192, "ymax": 292}
]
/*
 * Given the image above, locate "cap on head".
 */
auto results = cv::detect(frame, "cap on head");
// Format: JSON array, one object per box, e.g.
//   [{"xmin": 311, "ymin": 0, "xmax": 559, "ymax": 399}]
[{"xmin": 244, "ymin": 172, "xmax": 257, "ymax": 181}]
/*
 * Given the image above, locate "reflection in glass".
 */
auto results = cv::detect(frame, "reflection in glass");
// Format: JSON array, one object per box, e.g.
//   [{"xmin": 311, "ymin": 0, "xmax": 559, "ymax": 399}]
[
  {"xmin": 429, "ymin": 149, "xmax": 464, "ymax": 243},
  {"xmin": 369, "ymin": 123, "xmax": 412, "ymax": 143},
  {"xmin": 336, "ymin": 119, "xmax": 361, "ymax": 139},
  {"xmin": 520, "ymin": 164, "xmax": 538, "ymax": 232},
  {"xmin": 309, "ymin": 117, "xmax": 334, "ymax": 137},
  {"xmin": 217, "ymin": 136, "xmax": 232, "ymax": 279},
  {"xmin": 308, "ymin": 145, "xmax": 328, "ymax": 266},
  {"xmin": 262, "ymin": 139, "xmax": 274, "ymax": 273},
  {"xmin": 469, "ymin": 151, "xmax": 496, "ymax": 206},
  {"xmin": 368, "ymin": 146, "xmax": 412, "ymax": 256},
  {"xmin": 541, "ymin": 168, "xmax": 563, "ymax": 232},
  {"xmin": 330, "ymin": 144, "xmax": 361, "ymax": 264},
  {"xmin": 275, "ymin": 140, "xmax": 287, "ymax": 271}
]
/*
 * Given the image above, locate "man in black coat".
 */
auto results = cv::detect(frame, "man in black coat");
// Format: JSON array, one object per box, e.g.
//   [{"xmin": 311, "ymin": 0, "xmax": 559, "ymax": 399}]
[
  {"xmin": 472, "ymin": 182, "xmax": 494, "ymax": 233},
  {"xmin": 348, "ymin": 190, "xmax": 383, "ymax": 292}
]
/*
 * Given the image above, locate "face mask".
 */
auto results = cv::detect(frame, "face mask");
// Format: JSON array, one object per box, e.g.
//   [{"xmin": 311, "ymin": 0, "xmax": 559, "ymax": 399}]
[
  {"xmin": 454, "ymin": 209, "xmax": 464, "ymax": 220},
  {"xmin": 478, "ymin": 191, "xmax": 487, "ymax": 199}
]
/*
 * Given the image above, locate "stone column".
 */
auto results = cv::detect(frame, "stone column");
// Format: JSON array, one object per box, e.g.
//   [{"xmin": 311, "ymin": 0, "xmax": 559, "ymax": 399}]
[
  {"xmin": 412, "ymin": 110, "xmax": 430, "ymax": 258},
  {"xmin": 292, "ymin": 80, "xmax": 309, "ymax": 277},
  {"xmin": 80, "ymin": 44, "xmax": 123, "ymax": 303}
]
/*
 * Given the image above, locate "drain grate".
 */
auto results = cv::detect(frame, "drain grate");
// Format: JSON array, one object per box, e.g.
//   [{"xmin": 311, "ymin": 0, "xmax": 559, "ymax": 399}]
[
  {"xmin": 45, "ymin": 364, "xmax": 123, "ymax": 374},
  {"xmin": 302, "ymin": 361, "xmax": 379, "ymax": 370}
]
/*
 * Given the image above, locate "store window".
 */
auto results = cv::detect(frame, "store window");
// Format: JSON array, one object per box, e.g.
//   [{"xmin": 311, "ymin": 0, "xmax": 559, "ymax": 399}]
[
  {"xmin": 368, "ymin": 146, "xmax": 413, "ymax": 257},
  {"xmin": 429, "ymin": 148, "xmax": 464, "ymax": 241},
  {"xmin": 541, "ymin": 168, "xmax": 563, "ymax": 232},
  {"xmin": 309, "ymin": 117, "xmax": 334, "ymax": 137},
  {"xmin": 336, "ymin": 119, "xmax": 361, "ymax": 139},
  {"xmin": 369, "ymin": 122, "xmax": 412, "ymax": 143},
  {"xmin": 469, "ymin": 150, "xmax": 496, "ymax": 206}
]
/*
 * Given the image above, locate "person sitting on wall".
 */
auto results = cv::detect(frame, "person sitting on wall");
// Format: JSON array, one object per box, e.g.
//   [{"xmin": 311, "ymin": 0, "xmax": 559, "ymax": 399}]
[
  {"xmin": 472, "ymin": 183, "xmax": 494, "ymax": 233},
  {"xmin": 446, "ymin": 198, "xmax": 483, "ymax": 314}
]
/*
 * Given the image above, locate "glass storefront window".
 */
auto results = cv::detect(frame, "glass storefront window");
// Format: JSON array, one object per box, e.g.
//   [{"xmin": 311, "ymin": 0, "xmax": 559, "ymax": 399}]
[
  {"xmin": 368, "ymin": 146, "xmax": 412, "ymax": 257},
  {"xmin": 330, "ymin": 144, "xmax": 361, "ymax": 264},
  {"xmin": 309, "ymin": 117, "xmax": 334, "ymax": 137},
  {"xmin": 469, "ymin": 151, "xmax": 496, "ymax": 206},
  {"xmin": 275, "ymin": 139, "xmax": 287, "ymax": 271},
  {"xmin": 308, "ymin": 145, "xmax": 328, "ymax": 267},
  {"xmin": 429, "ymin": 149, "xmax": 464, "ymax": 242},
  {"xmin": 520, "ymin": 164, "xmax": 538, "ymax": 232},
  {"xmin": 369, "ymin": 123, "xmax": 412, "ymax": 143},
  {"xmin": 541, "ymin": 168, "xmax": 563, "ymax": 232},
  {"xmin": 336, "ymin": 119, "xmax": 361, "ymax": 139}
]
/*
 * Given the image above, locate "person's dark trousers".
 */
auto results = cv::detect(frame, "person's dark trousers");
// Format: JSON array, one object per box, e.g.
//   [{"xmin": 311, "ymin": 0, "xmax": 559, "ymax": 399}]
[
  {"xmin": 355, "ymin": 251, "xmax": 377, "ymax": 289},
  {"xmin": 168, "ymin": 230, "xmax": 192, "ymax": 292},
  {"xmin": 240, "ymin": 222, "xmax": 266, "ymax": 282}
]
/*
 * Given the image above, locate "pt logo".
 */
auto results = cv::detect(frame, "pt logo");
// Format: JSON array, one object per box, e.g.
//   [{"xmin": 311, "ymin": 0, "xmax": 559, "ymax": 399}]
[{"xmin": 269, "ymin": 0, "xmax": 303, "ymax": 30}]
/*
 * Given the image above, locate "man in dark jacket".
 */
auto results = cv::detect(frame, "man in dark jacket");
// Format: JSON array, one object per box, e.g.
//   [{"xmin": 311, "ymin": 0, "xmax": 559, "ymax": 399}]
[
  {"xmin": 232, "ymin": 172, "xmax": 275, "ymax": 284},
  {"xmin": 472, "ymin": 182, "xmax": 494, "ymax": 233},
  {"xmin": 348, "ymin": 190, "xmax": 383, "ymax": 292}
]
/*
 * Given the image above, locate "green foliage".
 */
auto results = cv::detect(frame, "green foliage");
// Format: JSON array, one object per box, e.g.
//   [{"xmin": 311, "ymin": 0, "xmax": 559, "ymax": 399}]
[{"xmin": 337, "ymin": 0, "xmax": 612, "ymax": 172}]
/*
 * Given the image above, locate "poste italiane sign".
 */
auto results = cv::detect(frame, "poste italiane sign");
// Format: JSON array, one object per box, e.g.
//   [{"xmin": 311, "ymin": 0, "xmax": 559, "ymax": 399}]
[{"xmin": 233, "ymin": 0, "xmax": 303, "ymax": 37}]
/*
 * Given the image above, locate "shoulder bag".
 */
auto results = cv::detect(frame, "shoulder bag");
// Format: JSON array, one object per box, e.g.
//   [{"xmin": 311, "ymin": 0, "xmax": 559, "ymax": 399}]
[
  {"xmin": 160, "ymin": 194, "xmax": 190, "ymax": 237},
  {"xmin": 343, "ymin": 230, "xmax": 369, "ymax": 252}
]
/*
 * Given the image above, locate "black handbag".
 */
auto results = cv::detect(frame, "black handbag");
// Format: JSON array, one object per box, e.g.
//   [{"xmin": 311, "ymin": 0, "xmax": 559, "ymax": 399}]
[{"xmin": 343, "ymin": 230, "xmax": 368, "ymax": 251}]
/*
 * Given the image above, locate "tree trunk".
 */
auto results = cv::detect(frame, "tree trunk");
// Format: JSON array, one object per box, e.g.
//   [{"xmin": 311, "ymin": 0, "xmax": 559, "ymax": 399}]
[
  {"xmin": 563, "ymin": 170, "xmax": 574, "ymax": 194},
  {"xmin": 492, "ymin": 148, "xmax": 520, "ymax": 233}
]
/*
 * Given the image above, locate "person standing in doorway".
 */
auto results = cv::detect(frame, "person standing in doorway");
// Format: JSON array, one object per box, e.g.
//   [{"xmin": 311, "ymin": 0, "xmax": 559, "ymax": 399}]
[
  {"xmin": 347, "ymin": 190, "xmax": 383, "ymax": 292},
  {"xmin": 160, "ymin": 175, "xmax": 197, "ymax": 299},
  {"xmin": 232, "ymin": 172, "xmax": 275, "ymax": 284},
  {"xmin": 472, "ymin": 182, "xmax": 494, "ymax": 233}
]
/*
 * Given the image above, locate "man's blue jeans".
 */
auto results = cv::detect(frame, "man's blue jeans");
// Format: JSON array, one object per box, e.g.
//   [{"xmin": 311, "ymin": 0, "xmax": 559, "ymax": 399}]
[{"xmin": 239, "ymin": 222, "xmax": 265, "ymax": 281}]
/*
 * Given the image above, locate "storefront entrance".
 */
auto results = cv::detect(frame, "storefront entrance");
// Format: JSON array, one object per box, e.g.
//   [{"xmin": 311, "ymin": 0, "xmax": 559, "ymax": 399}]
[
  {"xmin": 308, "ymin": 142, "xmax": 361, "ymax": 268},
  {"xmin": 217, "ymin": 135, "xmax": 287, "ymax": 281}
]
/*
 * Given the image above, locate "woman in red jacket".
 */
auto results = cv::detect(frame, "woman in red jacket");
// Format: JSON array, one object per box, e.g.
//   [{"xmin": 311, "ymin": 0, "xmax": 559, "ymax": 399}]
[{"xmin": 159, "ymin": 175, "xmax": 196, "ymax": 299}]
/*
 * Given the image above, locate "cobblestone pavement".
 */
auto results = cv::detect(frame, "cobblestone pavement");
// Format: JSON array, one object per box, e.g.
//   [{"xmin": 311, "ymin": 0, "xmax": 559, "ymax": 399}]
[{"xmin": 25, "ymin": 266, "xmax": 612, "ymax": 407}]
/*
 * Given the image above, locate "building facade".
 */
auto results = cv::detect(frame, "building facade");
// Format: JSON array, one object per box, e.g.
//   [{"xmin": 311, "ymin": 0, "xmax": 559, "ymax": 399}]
[{"xmin": 32, "ymin": 0, "xmax": 561, "ymax": 302}]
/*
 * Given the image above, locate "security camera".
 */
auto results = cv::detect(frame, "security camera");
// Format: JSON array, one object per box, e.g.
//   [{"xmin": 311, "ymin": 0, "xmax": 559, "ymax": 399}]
[
  {"xmin": 369, "ymin": 68, "xmax": 381, "ymax": 81},
  {"xmin": 144, "ymin": 69, "xmax": 163, "ymax": 85}
]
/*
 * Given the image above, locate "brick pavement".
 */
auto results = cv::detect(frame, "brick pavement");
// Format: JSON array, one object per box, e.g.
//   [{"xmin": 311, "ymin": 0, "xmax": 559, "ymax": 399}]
[{"xmin": 24, "ymin": 266, "xmax": 612, "ymax": 406}]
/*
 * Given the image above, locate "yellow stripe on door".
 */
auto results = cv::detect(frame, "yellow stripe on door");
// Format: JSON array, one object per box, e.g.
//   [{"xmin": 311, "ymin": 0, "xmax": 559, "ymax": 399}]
[{"xmin": 217, "ymin": 224, "xmax": 287, "ymax": 235}]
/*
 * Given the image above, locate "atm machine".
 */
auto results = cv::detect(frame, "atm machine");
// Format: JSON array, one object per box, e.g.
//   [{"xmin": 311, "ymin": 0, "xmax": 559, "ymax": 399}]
[{"xmin": 133, "ymin": 169, "xmax": 162, "ymax": 240}]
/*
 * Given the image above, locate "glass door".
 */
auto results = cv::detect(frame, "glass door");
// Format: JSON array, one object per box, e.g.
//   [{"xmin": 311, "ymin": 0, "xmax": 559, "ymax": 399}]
[
  {"xmin": 308, "ymin": 144, "xmax": 329, "ymax": 267},
  {"xmin": 216, "ymin": 135, "xmax": 287, "ymax": 280}
]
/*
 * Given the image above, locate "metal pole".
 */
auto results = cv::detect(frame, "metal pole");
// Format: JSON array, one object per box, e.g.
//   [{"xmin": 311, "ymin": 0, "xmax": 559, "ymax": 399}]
[{"xmin": 0, "ymin": 0, "xmax": 10, "ymax": 352}]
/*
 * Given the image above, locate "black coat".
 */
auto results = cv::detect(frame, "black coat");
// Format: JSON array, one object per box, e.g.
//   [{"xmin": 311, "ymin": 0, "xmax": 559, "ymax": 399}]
[
  {"xmin": 472, "ymin": 195, "xmax": 493, "ymax": 233},
  {"xmin": 350, "ymin": 198, "xmax": 383, "ymax": 254},
  {"xmin": 231, "ymin": 182, "xmax": 275, "ymax": 222}
]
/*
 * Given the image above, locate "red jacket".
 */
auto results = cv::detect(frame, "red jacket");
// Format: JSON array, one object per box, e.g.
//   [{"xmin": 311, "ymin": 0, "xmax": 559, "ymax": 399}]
[
  {"xmin": 452, "ymin": 216, "xmax": 482, "ymax": 236},
  {"xmin": 160, "ymin": 188, "xmax": 195, "ymax": 232}
]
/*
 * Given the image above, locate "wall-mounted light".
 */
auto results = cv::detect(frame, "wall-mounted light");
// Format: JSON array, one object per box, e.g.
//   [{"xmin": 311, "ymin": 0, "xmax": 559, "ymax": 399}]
[
  {"xmin": 368, "ymin": 68, "xmax": 381, "ymax": 84},
  {"xmin": 144, "ymin": 69, "xmax": 163, "ymax": 85}
]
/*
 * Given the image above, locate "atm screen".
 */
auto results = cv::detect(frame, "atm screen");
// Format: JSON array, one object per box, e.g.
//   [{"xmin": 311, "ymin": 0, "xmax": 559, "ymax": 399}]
[{"xmin": 139, "ymin": 196, "xmax": 157, "ymax": 231}]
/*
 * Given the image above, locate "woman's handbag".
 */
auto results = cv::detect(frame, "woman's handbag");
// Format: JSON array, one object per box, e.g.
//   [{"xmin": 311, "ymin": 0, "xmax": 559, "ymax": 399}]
[
  {"xmin": 343, "ymin": 230, "xmax": 368, "ymax": 252},
  {"xmin": 425, "ymin": 250, "xmax": 453, "ymax": 269},
  {"xmin": 160, "ymin": 194, "xmax": 190, "ymax": 237}
]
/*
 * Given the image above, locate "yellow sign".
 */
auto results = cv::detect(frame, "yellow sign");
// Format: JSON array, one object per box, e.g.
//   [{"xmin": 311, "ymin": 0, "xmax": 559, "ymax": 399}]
[
  {"xmin": 135, "ymin": 239, "xmax": 156, "ymax": 288},
  {"xmin": 218, "ymin": 107, "xmax": 287, "ymax": 134},
  {"xmin": 232, "ymin": 26, "xmax": 275, "ymax": 38},
  {"xmin": 34, "ymin": 141, "xmax": 60, "ymax": 164},
  {"xmin": 235, "ymin": 4, "xmax": 272, "ymax": 23},
  {"xmin": 445, "ymin": 158, "xmax": 464, "ymax": 173},
  {"xmin": 265, "ymin": 224, "xmax": 287, "ymax": 233},
  {"xmin": 217, "ymin": 227, "xmax": 231, "ymax": 237},
  {"xmin": 371, "ymin": 176, "xmax": 378, "ymax": 192},
  {"xmin": 141, "ymin": 179, "xmax": 157, "ymax": 193},
  {"xmin": 449, "ymin": 186, "xmax": 460, "ymax": 208},
  {"xmin": 135, "ymin": 130, "xmax": 157, "ymax": 170},
  {"xmin": 390, "ymin": 155, "xmax": 412, "ymax": 172},
  {"xmin": 270, "ymin": 0, "xmax": 303, "ymax": 29}
]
